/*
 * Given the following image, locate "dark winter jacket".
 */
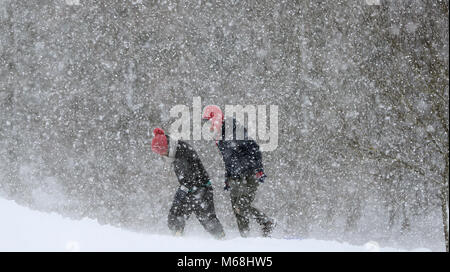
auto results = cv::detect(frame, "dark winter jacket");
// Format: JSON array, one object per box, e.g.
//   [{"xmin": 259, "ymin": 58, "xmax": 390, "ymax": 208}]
[
  {"xmin": 170, "ymin": 139, "xmax": 210, "ymax": 190},
  {"xmin": 216, "ymin": 118, "xmax": 264, "ymax": 179}
]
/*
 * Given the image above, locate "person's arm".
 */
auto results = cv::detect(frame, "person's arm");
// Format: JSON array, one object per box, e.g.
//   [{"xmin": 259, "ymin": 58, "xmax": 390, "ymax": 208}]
[
  {"xmin": 173, "ymin": 143, "xmax": 194, "ymax": 189},
  {"xmin": 192, "ymin": 155, "xmax": 210, "ymax": 186},
  {"xmin": 239, "ymin": 139, "xmax": 266, "ymax": 182},
  {"xmin": 216, "ymin": 141, "xmax": 233, "ymax": 190}
]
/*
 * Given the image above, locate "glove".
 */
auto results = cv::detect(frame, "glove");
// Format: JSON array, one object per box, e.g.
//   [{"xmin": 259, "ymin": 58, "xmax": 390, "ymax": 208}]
[
  {"xmin": 224, "ymin": 178, "xmax": 230, "ymax": 191},
  {"xmin": 175, "ymin": 186, "xmax": 188, "ymax": 203},
  {"xmin": 194, "ymin": 187, "xmax": 207, "ymax": 200},
  {"xmin": 255, "ymin": 171, "xmax": 266, "ymax": 183}
]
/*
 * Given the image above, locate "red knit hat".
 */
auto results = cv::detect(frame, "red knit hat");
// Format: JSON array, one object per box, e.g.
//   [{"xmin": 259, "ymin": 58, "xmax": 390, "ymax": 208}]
[
  {"xmin": 202, "ymin": 105, "xmax": 223, "ymax": 134},
  {"xmin": 151, "ymin": 128, "xmax": 168, "ymax": 155},
  {"xmin": 202, "ymin": 105, "xmax": 223, "ymax": 121}
]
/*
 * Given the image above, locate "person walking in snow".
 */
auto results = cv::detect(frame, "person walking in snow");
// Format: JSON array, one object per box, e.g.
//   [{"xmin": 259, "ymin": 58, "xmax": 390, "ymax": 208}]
[
  {"xmin": 203, "ymin": 106, "xmax": 275, "ymax": 238},
  {"xmin": 151, "ymin": 128, "xmax": 225, "ymax": 239}
]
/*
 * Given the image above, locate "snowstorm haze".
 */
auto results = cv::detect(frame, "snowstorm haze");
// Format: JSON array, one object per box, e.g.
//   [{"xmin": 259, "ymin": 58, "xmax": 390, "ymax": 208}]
[{"xmin": 0, "ymin": 0, "xmax": 448, "ymax": 251}]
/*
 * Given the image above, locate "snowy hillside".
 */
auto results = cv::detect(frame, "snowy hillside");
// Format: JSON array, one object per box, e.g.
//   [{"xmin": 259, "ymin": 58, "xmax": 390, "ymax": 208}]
[{"xmin": 0, "ymin": 198, "xmax": 429, "ymax": 252}]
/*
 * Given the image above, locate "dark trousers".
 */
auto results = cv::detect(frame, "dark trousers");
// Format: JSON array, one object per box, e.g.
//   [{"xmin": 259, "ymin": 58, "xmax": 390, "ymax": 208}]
[
  {"xmin": 228, "ymin": 174, "xmax": 270, "ymax": 237},
  {"xmin": 168, "ymin": 186, "xmax": 225, "ymax": 239}
]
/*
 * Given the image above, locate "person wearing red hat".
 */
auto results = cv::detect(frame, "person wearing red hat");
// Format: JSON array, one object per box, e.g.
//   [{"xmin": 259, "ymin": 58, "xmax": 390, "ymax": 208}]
[
  {"xmin": 151, "ymin": 128, "xmax": 225, "ymax": 239},
  {"xmin": 203, "ymin": 106, "xmax": 275, "ymax": 238}
]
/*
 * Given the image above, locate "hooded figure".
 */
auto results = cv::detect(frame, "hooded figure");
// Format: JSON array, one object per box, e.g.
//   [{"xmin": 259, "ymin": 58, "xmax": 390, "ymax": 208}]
[
  {"xmin": 151, "ymin": 128, "xmax": 225, "ymax": 239},
  {"xmin": 203, "ymin": 106, "xmax": 275, "ymax": 238}
]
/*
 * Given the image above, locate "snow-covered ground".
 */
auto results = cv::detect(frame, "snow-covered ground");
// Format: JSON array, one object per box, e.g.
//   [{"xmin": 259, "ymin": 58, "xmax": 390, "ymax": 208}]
[{"xmin": 0, "ymin": 198, "xmax": 430, "ymax": 252}]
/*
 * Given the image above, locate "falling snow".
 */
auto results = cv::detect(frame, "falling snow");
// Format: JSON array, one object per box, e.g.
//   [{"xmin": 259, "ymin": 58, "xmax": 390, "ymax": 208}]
[{"xmin": 0, "ymin": 0, "xmax": 448, "ymax": 251}]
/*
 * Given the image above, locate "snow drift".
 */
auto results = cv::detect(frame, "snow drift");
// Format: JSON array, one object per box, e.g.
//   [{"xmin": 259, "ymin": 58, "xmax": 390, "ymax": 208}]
[{"xmin": 0, "ymin": 197, "xmax": 430, "ymax": 252}]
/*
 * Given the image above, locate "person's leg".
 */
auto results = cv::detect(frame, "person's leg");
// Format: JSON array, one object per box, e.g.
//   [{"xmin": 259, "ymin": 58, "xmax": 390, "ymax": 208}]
[
  {"xmin": 168, "ymin": 187, "xmax": 192, "ymax": 236},
  {"xmin": 229, "ymin": 177, "xmax": 255, "ymax": 237},
  {"xmin": 245, "ymin": 175, "xmax": 275, "ymax": 237},
  {"xmin": 193, "ymin": 186, "xmax": 225, "ymax": 239},
  {"xmin": 229, "ymin": 175, "xmax": 275, "ymax": 237}
]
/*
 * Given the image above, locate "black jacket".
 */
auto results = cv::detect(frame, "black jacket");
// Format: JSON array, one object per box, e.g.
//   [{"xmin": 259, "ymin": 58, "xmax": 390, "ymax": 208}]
[
  {"xmin": 216, "ymin": 118, "xmax": 264, "ymax": 179},
  {"xmin": 171, "ymin": 140, "xmax": 210, "ymax": 190}
]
